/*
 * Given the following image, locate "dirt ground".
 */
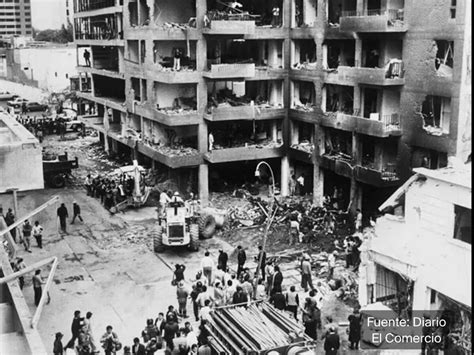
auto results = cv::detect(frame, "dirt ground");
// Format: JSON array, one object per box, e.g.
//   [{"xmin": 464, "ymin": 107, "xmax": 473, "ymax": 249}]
[{"xmin": 1, "ymin": 131, "xmax": 365, "ymax": 354}]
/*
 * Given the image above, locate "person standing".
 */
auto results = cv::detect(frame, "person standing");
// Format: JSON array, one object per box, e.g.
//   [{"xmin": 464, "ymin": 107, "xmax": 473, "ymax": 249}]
[
  {"xmin": 272, "ymin": 265, "xmax": 283, "ymax": 294},
  {"xmin": 217, "ymin": 249, "xmax": 228, "ymax": 272},
  {"xmin": 85, "ymin": 174, "xmax": 92, "ymax": 196},
  {"xmin": 57, "ymin": 203, "xmax": 69, "ymax": 234},
  {"xmin": 173, "ymin": 48, "xmax": 182, "ymax": 71},
  {"xmin": 324, "ymin": 327, "xmax": 340, "ymax": 355},
  {"xmin": 327, "ymin": 251, "xmax": 337, "ymax": 280},
  {"xmin": 100, "ymin": 325, "xmax": 120, "ymax": 355},
  {"xmin": 83, "ymin": 49, "xmax": 91, "ymax": 67},
  {"xmin": 236, "ymin": 246, "xmax": 246, "ymax": 278},
  {"xmin": 64, "ymin": 310, "xmax": 83, "ymax": 351},
  {"xmin": 22, "ymin": 220, "xmax": 33, "ymax": 252},
  {"xmin": 13, "ymin": 257, "xmax": 26, "ymax": 289},
  {"xmin": 271, "ymin": 6, "xmax": 281, "ymax": 27},
  {"xmin": 176, "ymin": 280, "xmax": 189, "ymax": 318},
  {"xmin": 302, "ymin": 298, "xmax": 318, "ymax": 341},
  {"xmin": 208, "ymin": 132, "xmax": 214, "ymax": 151},
  {"xmin": 32, "ymin": 220, "xmax": 44, "ymax": 249},
  {"xmin": 289, "ymin": 217, "xmax": 300, "ymax": 246},
  {"xmin": 190, "ymin": 281, "xmax": 203, "ymax": 322},
  {"xmin": 355, "ymin": 209, "xmax": 363, "ymax": 232},
  {"xmin": 53, "ymin": 332, "xmax": 64, "ymax": 355},
  {"xmin": 301, "ymin": 254, "xmax": 314, "ymax": 292},
  {"xmin": 256, "ymin": 245, "xmax": 266, "ymax": 280},
  {"xmin": 32, "ymin": 269, "xmax": 43, "ymax": 306},
  {"xmin": 71, "ymin": 201, "xmax": 84, "ymax": 224},
  {"xmin": 5, "ymin": 208, "xmax": 16, "ymax": 242},
  {"xmin": 132, "ymin": 337, "xmax": 146, "ymax": 355},
  {"xmin": 286, "ymin": 286, "xmax": 299, "ymax": 321},
  {"xmin": 200, "ymin": 251, "xmax": 214, "ymax": 286},
  {"xmin": 269, "ymin": 290, "xmax": 286, "ymax": 311},
  {"xmin": 348, "ymin": 308, "xmax": 362, "ymax": 350},
  {"xmin": 84, "ymin": 311, "xmax": 98, "ymax": 353}
]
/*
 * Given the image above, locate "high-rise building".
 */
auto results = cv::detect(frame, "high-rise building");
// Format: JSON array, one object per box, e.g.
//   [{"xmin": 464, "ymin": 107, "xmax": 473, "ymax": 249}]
[
  {"xmin": 0, "ymin": 0, "xmax": 32, "ymax": 37},
  {"xmin": 73, "ymin": 0, "xmax": 471, "ymax": 223}
]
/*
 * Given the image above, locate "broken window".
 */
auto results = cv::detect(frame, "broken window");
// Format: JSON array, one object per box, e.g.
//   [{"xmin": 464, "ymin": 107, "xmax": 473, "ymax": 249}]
[
  {"xmin": 91, "ymin": 46, "xmax": 119, "ymax": 71},
  {"xmin": 323, "ymin": 40, "xmax": 355, "ymax": 69},
  {"xmin": 435, "ymin": 40, "xmax": 454, "ymax": 77},
  {"xmin": 142, "ymin": 119, "xmax": 199, "ymax": 154},
  {"xmin": 127, "ymin": 40, "xmax": 139, "ymax": 63},
  {"xmin": 292, "ymin": 80, "xmax": 317, "ymax": 112},
  {"xmin": 328, "ymin": 0, "xmax": 356, "ymax": 24},
  {"xmin": 454, "ymin": 205, "xmax": 471, "ymax": 245},
  {"xmin": 362, "ymin": 39, "xmax": 381, "ymax": 68},
  {"xmin": 324, "ymin": 84, "xmax": 354, "ymax": 114},
  {"xmin": 128, "ymin": 2, "xmax": 138, "ymax": 26},
  {"xmin": 207, "ymin": 0, "xmax": 282, "ymax": 27},
  {"xmin": 138, "ymin": 0, "xmax": 150, "ymax": 26},
  {"xmin": 291, "ymin": 121, "xmax": 314, "ymax": 153},
  {"xmin": 362, "ymin": 137, "xmax": 375, "ymax": 167},
  {"xmin": 75, "ymin": 0, "xmax": 115, "ymax": 12},
  {"xmin": 292, "ymin": 39, "xmax": 317, "ymax": 70},
  {"xmin": 375, "ymin": 264, "xmax": 413, "ymax": 317},
  {"xmin": 450, "ymin": 0, "xmax": 456, "ymax": 19},
  {"xmin": 208, "ymin": 120, "xmax": 282, "ymax": 150},
  {"xmin": 153, "ymin": 40, "xmax": 197, "ymax": 70},
  {"xmin": 131, "ymin": 77, "xmax": 141, "ymax": 101},
  {"xmin": 153, "ymin": 83, "xmax": 197, "ymax": 114},
  {"xmin": 294, "ymin": 0, "xmax": 317, "ymax": 27},
  {"xmin": 412, "ymin": 147, "xmax": 448, "ymax": 170},
  {"xmin": 140, "ymin": 40, "xmax": 146, "ymax": 64},
  {"xmin": 207, "ymin": 80, "xmax": 283, "ymax": 111},
  {"xmin": 324, "ymin": 128, "xmax": 352, "ymax": 157},
  {"xmin": 421, "ymin": 95, "xmax": 451, "ymax": 133},
  {"xmin": 93, "ymin": 75, "xmax": 125, "ymax": 101},
  {"xmin": 74, "ymin": 14, "xmax": 121, "ymax": 40},
  {"xmin": 362, "ymin": 87, "xmax": 381, "ymax": 119},
  {"xmin": 153, "ymin": 0, "xmax": 196, "ymax": 27}
]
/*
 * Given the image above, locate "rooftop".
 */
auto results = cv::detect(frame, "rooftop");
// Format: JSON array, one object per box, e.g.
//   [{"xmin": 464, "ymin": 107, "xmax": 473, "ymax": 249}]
[{"xmin": 414, "ymin": 163, "xmax": 472, "ymax": 189}]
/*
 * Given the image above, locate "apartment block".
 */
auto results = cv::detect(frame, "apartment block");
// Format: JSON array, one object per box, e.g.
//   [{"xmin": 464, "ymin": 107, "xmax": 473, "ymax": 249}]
[
  {"xmin": 0, "ymin": 0, "xmax": 32, "ymax": 37},
  {"xmin": 73, "ymin": 0, "xmax": 471, "ymax": 219}
]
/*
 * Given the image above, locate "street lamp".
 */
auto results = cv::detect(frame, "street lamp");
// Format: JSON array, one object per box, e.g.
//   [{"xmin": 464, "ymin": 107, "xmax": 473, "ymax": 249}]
[{"xmin": 254, "ymin": 161, "xmax": 277, "ymax": 292}]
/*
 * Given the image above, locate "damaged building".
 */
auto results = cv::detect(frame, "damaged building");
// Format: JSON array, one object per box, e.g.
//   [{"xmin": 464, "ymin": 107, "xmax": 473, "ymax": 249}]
[
  {"xmin": 73, "ymin": 0, "xmax": 471, "ymax": 218},
  {"xmin": 359, "ymin": 163, "xmax": 471, "ymax": 353}
]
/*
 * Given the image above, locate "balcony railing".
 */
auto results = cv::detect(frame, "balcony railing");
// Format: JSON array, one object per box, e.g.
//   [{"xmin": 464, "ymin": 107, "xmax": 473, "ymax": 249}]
[
  {"xmin": 342, "ymin": 9, "xmax": 404, "ymax": 21},
  {"xmin": 75, "ymin": 0, "xmax": 116, "ymax": 13}
]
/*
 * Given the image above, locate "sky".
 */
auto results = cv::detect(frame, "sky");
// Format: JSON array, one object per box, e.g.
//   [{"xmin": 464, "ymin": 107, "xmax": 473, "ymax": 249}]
[{"xmin": 31, "ymin": 0, "xmax": 69, "ymax": 30}]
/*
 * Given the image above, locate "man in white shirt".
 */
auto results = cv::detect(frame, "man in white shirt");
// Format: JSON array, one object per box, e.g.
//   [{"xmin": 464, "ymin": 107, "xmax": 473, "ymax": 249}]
[
  {"xmin": 32, "ymin": 221, "xmax": 44, "ymax": 249},
  {"xmin": 327, "ymin": 251, "xmax": 337, "ymax": 280},
  {"xmin": 200, "ymin": 251, "xmax": 214, "ymax": 285},
  {"xmin": 289, "ymin": 219, "xmax": 300, "ymax": 246},
  {"xmin": 199, "ymin": 300, "xmax": 213, "ymax": 321}
]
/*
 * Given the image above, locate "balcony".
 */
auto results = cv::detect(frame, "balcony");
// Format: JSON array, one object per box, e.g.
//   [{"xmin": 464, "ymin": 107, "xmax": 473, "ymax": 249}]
[
  {"xmin": 354, "ymin": 164, "xmax": 400, "ymax": 187},
  {"xmin": 203, "ymin": 17, "xmax": 256, "ymax": 35},
  {"xmin": 253, "ymin": 67, "xmax": 287, "ymax": 81},
  {"xmin": 76, "ymin": 92, "xmax": 126, "ymax": 112},
  {"xmin": 321, "ymin": 112, "xmax": 401, "ymax": 137},
  {"xmin": 133, "ymin": 103, "xmax": 200, "ymax": 127},
  {"xmin": 204, "ymin": 143, "xmax": 284, "ymax": 163},
  {"xmin": 319, "ymin": 154, "xmax": 354, "ymax": 178},
  {"xmin": 125, "ymin": 25, "xmax": 199, "ymax": 41},
  {"xmin": 289, "ymin": 143, "xmax": 314, "ymax": 164},
  {"xmin": 205, "ymin": 104, "xmax": 285, "ymax": 122},
  {"xmin": 76, "ymin": 65, "xmax": 124, "ymax": 80},
  {"xmin": 136, "ymin": 141, "xmax": 202, "ymax": 168},
  {"xmin": 340, "ymin": 9, "xmax": 407, "ymax": 33},
  {"xmin": 324, "ymin": 65, "xmax": 405, "ymax": 86},
  {"xmin": 125, "ymin": 61, "xmax": 199, "ymax": 84},
  {"xmin": 203, "ymin": 63, "xmax": 255, "ymax": 79},
  {"xmin": 289, "ymin": 108, "xmax": 319, "ymax": 124}
]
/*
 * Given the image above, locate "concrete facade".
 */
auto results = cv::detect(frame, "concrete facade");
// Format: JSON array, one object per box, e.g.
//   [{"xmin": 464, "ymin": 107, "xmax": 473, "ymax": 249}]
[
  {"xmin": 0, "ymin": 113, "xmax": 43, "ymax": 193},
  {"xmin": 0, "ymin": 0, "xmax": 32, "ymax": 37},
  {"xmin": 0, "ymin": 45, "xmax": 77, "ymax": 92},
  {"xmin": 73, "ymin": 0, "xmax": 471, "ymax": 212},
  {"xmin": 358, "ymin": 164, "xmax": 471, "ymax": 348}
]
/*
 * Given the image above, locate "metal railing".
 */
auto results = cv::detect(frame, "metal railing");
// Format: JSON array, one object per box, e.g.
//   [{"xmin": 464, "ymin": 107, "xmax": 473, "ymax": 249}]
[
  {"xmin": 382, "ymin": 113, "xmax": 400, "ymax": 128},
  {"xmin": 341, "ymin": 8, "xmax": 404, "ymax": 21},
  {"xmin": 74, "ymin": 0, "xmax": 116, "ymax": 13}
]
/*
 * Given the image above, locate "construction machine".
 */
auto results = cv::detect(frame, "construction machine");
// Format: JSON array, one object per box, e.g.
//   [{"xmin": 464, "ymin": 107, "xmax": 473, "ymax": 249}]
[
  {"xmin": 152, "ymin": 201, "xmax": 200, "ymax": 252},
  {"xmin": 109, "ymin": 161, "xmax": 151, "ymax": 214},
  {"xmin": 42, "ymin": 152, "xmax": 79, "ymax": 188}
]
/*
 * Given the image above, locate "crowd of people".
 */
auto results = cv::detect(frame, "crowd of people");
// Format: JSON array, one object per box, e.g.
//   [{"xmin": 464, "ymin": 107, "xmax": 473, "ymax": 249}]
[
  {"xmin": 13, "ymin": 114, "xmax": 81, "ymax": 143},
  {"xmin": 84, "ymin": 173, "xmax": 139, "ymax": 210}
]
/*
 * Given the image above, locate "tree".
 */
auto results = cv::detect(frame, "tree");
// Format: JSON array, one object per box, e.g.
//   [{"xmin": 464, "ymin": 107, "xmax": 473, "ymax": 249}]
[{"xmin": 34, "ymin": 23, "xmax": 73, "ymax": 43}]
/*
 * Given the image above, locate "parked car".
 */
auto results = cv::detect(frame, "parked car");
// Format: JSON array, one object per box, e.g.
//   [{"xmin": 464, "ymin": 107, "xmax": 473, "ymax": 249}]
[
  {"xmin": 7, "ymin": 97, "xmax": 29, "ymax": 108},
  {"xmin": 0, "ymin": 91, "xmax": 19, "ymax": 100},
  {"xmin": 65, "ymin": 119, "xmax": 84, "ymax": 132},
  {"xmin": 24, "ymin": 102, "xmax": 48, "ymax": 112}
]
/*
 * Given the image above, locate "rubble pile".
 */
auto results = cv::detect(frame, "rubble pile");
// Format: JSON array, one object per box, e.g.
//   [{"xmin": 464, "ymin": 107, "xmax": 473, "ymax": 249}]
[
  {"xmin": 143, "ymin": 141, "xmax": 199, "ymax": 157},
  {"xmin": 291, "ymin": 141, "xmax": 314, "ymax": 153}
]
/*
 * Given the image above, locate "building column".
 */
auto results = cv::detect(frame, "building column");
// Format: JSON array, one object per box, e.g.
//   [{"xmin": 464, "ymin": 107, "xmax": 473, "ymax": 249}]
[
  {"xmin": 412, "ymin": 277, "xmax": 429, "ymax": 310},
  {"xmin": 271, "ymin": 121, "xmax": 278, "ymax": 142},
  {"xmin": 280, "ymin": 156, "xmax": 290, "ymax": 197},
  {"xmin": 198, "ymin": 164, "xmax": 209, "ymax": 206},
  {"xmin": 313, "ymin": 164, "xmax": 323, "ymax": 206},
  {"xmin": 355, "ymin": 37, "xmax": 362, "ymax": 67}
]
